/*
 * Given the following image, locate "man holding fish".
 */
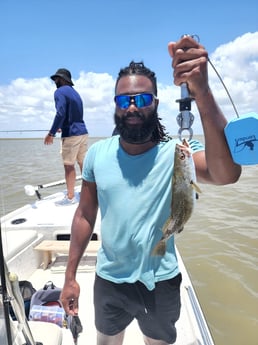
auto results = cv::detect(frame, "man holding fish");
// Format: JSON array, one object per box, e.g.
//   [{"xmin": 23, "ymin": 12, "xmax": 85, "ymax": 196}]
[{"xmin": 61, "ymin": 36, "xmax": 241, "ymax": 345}]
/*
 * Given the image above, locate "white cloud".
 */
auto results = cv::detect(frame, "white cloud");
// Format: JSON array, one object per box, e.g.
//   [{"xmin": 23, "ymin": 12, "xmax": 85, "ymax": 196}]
[
  {"xmin": 0, "ymin": 31, "xmax": 257, "ymax": 138},
  {"xmin": 208, "ymin": 32, "xmax": 258, "ymax": 116}
]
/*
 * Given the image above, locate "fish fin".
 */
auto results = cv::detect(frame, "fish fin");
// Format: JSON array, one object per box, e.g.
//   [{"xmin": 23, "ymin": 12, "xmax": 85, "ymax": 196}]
[
  {"xmin": 152, "ymin": 240, "xmax": 166, "ymax": 256},
  {"xmin": 162, "ymin": 216, "xmax": 174, "ymax": 234},
  {"xmin": 177, "ymin": 226, "xmax": 184, "ymax": 234},
  {"xmin": 190, "ymin": 180, "xmax": 202, "ymax": 194},
  {"xmin": 182, "ymin": 138, "xmax": 189, "ymax": 147}
]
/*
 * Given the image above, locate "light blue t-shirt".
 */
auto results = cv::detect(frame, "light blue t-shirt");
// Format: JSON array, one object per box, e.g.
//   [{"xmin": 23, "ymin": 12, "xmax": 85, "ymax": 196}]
[{"xmin": 83, "ymin": 136, "xmax": 203, "ymax": 290}]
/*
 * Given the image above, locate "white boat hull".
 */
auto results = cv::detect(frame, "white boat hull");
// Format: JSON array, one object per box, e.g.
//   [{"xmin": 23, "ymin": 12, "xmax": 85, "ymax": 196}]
[{"xmin": 0, "ymin": 186, "xmax": 214, "ymax": 345}]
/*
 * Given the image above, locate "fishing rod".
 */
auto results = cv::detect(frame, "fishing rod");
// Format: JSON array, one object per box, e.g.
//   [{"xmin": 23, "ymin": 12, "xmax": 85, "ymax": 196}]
[
  {"xmin": 24, "ymin": 175, "xmax": 82, "ymax": 200},
  {"xmin": 0, "ymin": 130, "xmax": 49, "ymax": 133},
  {"xmin": 7, "ymin": 268, "xmax": 37, "ymax": 345},
  {"xmin": 0, "ymin": 223, "xmax": 13, "ymax": 345},
  {"xmin": 1, "ymin": 223, "xmax": 41, "ymax": 345}
]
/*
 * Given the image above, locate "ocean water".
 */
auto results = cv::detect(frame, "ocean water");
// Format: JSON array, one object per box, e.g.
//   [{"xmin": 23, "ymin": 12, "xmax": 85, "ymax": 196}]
[{"xmin": 0, "ymin": 137, "xmax": 257, "ymax": 345}]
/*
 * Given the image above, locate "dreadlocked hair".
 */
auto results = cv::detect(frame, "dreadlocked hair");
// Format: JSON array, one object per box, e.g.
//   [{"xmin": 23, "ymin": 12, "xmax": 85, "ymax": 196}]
[
  {"xmin": 150, "ymin": 116, "xmax": 170, "ymax": 143},
  {"xmin": 115, "ymin": 61, "xmax": 157, "ymax": 95},
  {"xmin": 115, "ymin": 61, "xmax": 169, "ymax": 142}
]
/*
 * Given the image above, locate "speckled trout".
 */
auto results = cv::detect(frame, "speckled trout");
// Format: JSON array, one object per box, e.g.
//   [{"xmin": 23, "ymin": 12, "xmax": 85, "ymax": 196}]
[{"xmin": 152, "ymin": 139, "xmax": 201, "ymax": 256}]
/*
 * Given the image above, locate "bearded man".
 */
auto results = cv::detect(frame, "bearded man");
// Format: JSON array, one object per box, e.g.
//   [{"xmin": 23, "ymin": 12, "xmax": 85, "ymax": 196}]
[{"xmin": 60, "ymin": 36, "xmax": 241, "ymax": 345}]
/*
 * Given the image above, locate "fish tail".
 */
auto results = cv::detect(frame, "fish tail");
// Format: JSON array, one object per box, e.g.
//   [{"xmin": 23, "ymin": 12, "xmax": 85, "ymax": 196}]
[{"xmin": 152, "ymin": 240, "xmax": 167, "ymax": 256}]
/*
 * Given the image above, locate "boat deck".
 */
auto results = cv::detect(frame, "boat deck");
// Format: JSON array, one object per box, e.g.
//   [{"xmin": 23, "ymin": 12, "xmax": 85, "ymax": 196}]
[
  {"xmin": 1, "ymin": 186, "xmax": 214, "ymax": 345},
  {"xmin": 26, "ymin": 245, "xmax": 211, "ymax": 345}
]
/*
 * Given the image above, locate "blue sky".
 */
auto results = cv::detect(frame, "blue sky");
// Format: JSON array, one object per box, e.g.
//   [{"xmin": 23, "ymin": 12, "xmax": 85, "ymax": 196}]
[{"xmin": 0, "ymin": 0, "xmax": 257, "ymax": 137}]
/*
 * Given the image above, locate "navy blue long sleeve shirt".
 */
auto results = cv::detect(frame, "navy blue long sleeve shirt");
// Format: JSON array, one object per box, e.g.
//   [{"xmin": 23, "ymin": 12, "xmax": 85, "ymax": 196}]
[{"xmin": 50, "ymin": 85, "xmax": 88, "ymax": 138}]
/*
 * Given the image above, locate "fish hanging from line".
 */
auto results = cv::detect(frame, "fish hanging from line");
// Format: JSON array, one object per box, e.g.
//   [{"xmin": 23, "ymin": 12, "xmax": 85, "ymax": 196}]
[{"xmin": 152, "ymin": 139, "xmax": 201, "ymax": 256}]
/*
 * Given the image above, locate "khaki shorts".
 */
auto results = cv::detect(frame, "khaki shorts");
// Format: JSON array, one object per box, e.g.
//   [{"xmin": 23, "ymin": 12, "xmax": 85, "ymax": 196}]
[{"xmin": 60, "ymin": 134, "xmax": 88, "ymax": 165}]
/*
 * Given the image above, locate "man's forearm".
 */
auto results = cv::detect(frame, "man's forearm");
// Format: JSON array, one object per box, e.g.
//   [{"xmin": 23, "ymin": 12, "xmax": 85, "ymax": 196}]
[{"xmin": 196, "ymin": 89, "xmax": 241, "ymax": 184}]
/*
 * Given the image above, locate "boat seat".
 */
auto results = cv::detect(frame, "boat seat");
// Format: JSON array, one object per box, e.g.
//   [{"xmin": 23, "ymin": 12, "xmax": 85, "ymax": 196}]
[
  {"xmin": 29, "ymin": 321, "xmax": 66, "ymax": 345},
  {"xmin": 34, "ymin": 239, "xmax": 101, "ymax": 269},
  {"xmin": 2, "ymin": 230, "xmax": 38, "ymax": 261},
  {"xmin": 12, "ymin": 320, "xmax": 64, "ymax": 345}
]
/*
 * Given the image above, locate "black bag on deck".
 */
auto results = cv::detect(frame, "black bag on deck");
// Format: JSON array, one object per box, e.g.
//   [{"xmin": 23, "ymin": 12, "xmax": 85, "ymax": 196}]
[
  {"xmin": 29, "ymin": 281, "xmax": 82, "ymax": 344},
  {"xmin": 9, "ymin": 280, "xmax": 36, "ymax": 320}
]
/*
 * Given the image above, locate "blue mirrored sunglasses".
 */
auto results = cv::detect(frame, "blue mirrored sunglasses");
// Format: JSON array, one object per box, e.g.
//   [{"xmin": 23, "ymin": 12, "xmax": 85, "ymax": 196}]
[{"xmin": 114, "ymin": 93, "xmax": 155, "ymax": 109}]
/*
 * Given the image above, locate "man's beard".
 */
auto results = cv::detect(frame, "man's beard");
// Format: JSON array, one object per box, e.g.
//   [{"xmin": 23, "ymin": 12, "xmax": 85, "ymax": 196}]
[
  {"xmin": 114, "ymin": 107, "xmax": 158, "ymax": 144},
  {"xmin": 55, "ymin": 80, "xmax": 62, "ymax": 88}
]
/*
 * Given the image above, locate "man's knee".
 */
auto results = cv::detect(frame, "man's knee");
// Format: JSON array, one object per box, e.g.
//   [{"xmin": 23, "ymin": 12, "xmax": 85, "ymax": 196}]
[
  {"xmin": 64, "ymin": 164, "xmax": 75, "ymax": 172},
  {"xmin": 97, "ymin": 330, "xmax": 125, "ymax": 345},
  {"xmin": 143, "ymin": 335, "xmax": 170, "ymax": 345}
]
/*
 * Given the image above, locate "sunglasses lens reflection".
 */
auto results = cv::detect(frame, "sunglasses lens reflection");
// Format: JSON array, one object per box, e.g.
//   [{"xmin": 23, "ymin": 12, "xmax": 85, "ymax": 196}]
[{"xmin": 115, "ymin": 93, "xmax": 153, "ymax": 109}]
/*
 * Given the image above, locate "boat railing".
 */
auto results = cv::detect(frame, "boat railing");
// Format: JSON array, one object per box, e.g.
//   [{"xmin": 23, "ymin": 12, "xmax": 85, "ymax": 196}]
[{"xmin": 186, "ymin": 285, "xmax": 215, "ymax": 345}]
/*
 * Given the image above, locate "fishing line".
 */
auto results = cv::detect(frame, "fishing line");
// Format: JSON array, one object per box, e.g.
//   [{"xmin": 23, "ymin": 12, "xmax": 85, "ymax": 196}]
[
  {"xmin": 207, "ymin": 49, "xmax": 258, "ymax": 165},
  {"xmin": 0, "ymin": 130, "xmax": 49, "ymax": 133},
  {"xmin": 181, "ymin": 34, "xmax": 240, "ymax": 118},
  {"xmin": 206, "ymin": 43, "xmax": 258, "ymax": 165},
  {"xmin": 207, "ymin": 57, "xmax": 239, "ymax": 118}
]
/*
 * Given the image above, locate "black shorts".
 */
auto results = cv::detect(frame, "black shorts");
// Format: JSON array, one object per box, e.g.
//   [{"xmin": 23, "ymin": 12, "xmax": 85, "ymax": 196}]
[{"xmin": 94, "ymin": 273, "xmax": 182, "ymax": 343}]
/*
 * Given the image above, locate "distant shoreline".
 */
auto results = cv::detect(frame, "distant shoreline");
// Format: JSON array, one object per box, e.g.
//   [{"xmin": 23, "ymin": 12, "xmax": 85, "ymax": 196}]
[{"xmin": 0, "ymin": 134, "xmax": 205, "ymax": 140}]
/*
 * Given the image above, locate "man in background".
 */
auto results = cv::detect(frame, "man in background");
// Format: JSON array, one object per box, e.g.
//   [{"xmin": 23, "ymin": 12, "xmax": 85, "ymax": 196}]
[{"xmin": 44, "ymin": 68, "xmax": 88, "ymax": 206}]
